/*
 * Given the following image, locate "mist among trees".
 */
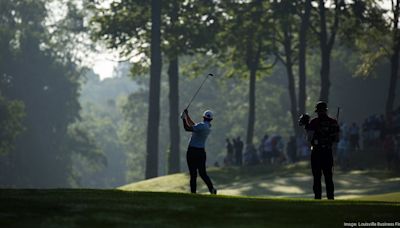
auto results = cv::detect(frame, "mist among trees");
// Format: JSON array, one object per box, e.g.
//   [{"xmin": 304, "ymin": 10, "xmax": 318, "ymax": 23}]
[{"xmin": 0, "ymin": 0, "xmax": 399, "ymax": 188}]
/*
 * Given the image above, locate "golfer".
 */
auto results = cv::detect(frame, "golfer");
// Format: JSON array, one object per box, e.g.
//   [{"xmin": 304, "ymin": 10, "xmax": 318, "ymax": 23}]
[{"xmin": 181, "ymin": 109, "xmax": 217, "ymax": 194}]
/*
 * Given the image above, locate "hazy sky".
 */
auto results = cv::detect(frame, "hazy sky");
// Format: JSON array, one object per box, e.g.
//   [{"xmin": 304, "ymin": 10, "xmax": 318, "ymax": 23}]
[{"xmin": 93, "ymin": 54, "xmax": 118, "ymax": 80}]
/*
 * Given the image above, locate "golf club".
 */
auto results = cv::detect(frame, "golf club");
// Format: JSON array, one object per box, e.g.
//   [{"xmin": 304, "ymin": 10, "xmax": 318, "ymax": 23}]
[{"xmin": 185, "ymin": 73, "xmax": 214, "ymax": 110}]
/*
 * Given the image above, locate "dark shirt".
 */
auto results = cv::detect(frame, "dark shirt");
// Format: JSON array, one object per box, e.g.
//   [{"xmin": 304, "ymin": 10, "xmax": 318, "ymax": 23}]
[{"xmin": 307, "ymin": 115, "xmax": 339, "ymax": 148}]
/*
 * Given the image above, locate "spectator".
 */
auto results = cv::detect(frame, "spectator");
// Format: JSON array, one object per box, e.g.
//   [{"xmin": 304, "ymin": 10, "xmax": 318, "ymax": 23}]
[
  {"xmin": 224, "ymin": 138, "xmax": 234, "ymax": 166},
  {"xmin": 270, "ymin": 135, "xmax": 285, "ymax": 164},
  {"xmin": 393, "ymin": 107, "xmax": 400, "ymax": 131},
  {"xmin": 296, "ymin": 135, "xmax": 311, "ymax": 160},
  {"xmin": 262, "ymin": 136, "xmax": 273, "ymax": 164},
  {"xmin": 287, "ymin": 136, "xmax": 297, "ymax": 163},
  {"xmin": 233, "ymin": 136, "xmax": 244, "ymax": 166},
  {"xmin": 349, "ymin": 122, "xmax": 360, "ymax": 151},
  {"xmin": 383, "ymin": 134, "xmax": 396, "ymax": 170},
  {"xmin": 258, "ymin": 134, "xmax": 269, "ymax": 163},
  {"xmin": 362, "ymin": 115, "xmax": 385, "ymax": 147},
  {"xmin": 396, "ymin": 136, "xmax": 400, "ymax": 161},
  {"xmin": 337, "ymin": 137, "xmax": 350, "ymax": 170},
  {"xmin": 244, "ymin": 144, "xmax": 259, "ymax": 166}
]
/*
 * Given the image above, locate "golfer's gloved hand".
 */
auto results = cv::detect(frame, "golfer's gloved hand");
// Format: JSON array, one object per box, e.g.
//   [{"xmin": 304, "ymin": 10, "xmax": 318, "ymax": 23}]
[
  {"xmin": 180, "ymin": 112, "xmax": 186, "ymax": 120},
  {"xmin": 298, "ymin": 113, "xmax": 310, "ymax": 127},
  {"xmin": 180, "ymin": 109, "xmax": 188, "ymax": 119}
]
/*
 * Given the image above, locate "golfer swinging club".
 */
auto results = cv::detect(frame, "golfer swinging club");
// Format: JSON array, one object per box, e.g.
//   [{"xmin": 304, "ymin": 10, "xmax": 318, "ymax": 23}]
[{"xmin": 181, "ymin": 109, "xmax": 217, "ymax": 194}]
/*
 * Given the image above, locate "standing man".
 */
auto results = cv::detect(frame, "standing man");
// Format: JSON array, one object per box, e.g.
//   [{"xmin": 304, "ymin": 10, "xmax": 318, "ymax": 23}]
[
  {"xmin": 299, "ymin": 101, "xmax": 339, "ymax": 200},
  {"xmin": 234, "ymin": 136, "xmax": 244, "ymax": 166},
  {"xmin": 349, "ymin": 122, "xmax": 360, "ymax": 151},
  {"xmin": 181, "ymin": 109, "xmax": 217, "ymax": 194},
  {"xmin": 224, "ymin": 138, "xmax": 234, "ymax": 166}
]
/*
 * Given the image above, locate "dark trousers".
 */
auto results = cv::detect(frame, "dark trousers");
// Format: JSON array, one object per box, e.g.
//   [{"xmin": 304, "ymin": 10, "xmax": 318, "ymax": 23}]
[
  {"xmin": 186, "ymin": 147, "xmax": 214, "ymax": 193},
  {"xmin": 311, "ymin": 147, "xmax": 334, "ymax": 199},
  {"xmin": 235, "ymin": 150, "xmax": 242, "ymax": 166}
]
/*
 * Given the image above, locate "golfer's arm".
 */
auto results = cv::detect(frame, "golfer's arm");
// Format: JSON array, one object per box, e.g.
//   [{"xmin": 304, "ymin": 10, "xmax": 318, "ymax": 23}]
[
  {"xmin": 182, "ymin": 118, "xmax": 193, "ymax": 132},
  {"xmin": 186, "ymin": 114, "xmax": 195, "ymax": 126}
]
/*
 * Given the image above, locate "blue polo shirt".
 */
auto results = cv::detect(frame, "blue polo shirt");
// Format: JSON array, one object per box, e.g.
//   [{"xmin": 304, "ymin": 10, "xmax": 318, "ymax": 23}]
[{"xmin": 189, "ymin": 121, "xmax": 211, "ymax": 148}]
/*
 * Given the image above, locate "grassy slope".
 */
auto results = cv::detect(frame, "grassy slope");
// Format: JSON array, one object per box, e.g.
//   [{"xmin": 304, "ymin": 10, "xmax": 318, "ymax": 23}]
[
  {"xmin": 0, "ymin": 189, "xmax": 399, "ymax": 228},
  {"xmin": 120, "ymin": 162, "xmax": 400, "ymax": 201}
]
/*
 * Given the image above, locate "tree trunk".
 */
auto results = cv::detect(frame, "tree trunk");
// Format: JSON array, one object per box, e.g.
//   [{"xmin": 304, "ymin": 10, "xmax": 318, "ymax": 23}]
[
  {"xmin": 318, "ymin": 0, "xmax": 330, "ymax": 103},
  {"xmin": 386, "ymin": 48, "xmax": 399, "ymax": 119},
  {"xmin": 298, "ymin": 0, "xmax": 312, "ymax": 114},
  {"xmin": 145, "ymin": 0, "xmax": 162, "ymax": 179},
  {"xmin": 246, "ymin": 65, "xmax": 257, "ymax": 145},
  {"xmin": 246, "ymin": 41, "xmax": 261, "ymax": 145},
  {"xmin": 167, "ymin": 57, "xmax": 180, "ymax": 174},
  {"xmin": 319, "ymin": 49, "xmax": 331, "ymax": 102},
  {"xmin": 385, "ymin": 0, "xmax": 400, "ymax": 120},
  {"xmin": 283, "ymin": 24, "xmax": 300, "ymax": 137}
]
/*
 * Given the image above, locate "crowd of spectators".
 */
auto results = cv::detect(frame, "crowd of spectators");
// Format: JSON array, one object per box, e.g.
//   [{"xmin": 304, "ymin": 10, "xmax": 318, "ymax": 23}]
[
  {"xmin": 224, "ymin": 134, "xmax": 287, "ymax": 167},
  {"xmin": 336, "ymin": 110, "xmax": 400, "ymax": 170},
  {"xmin": 361, "ymin": 115, "xmax": 385, "ymax": 147},
  {"xmin": 223, "ymin": 137, "xmax": 244, "ymax": 166},
  {"xmin": 223, "ymin": 107, "xmax": 400, "ymax": 170}
]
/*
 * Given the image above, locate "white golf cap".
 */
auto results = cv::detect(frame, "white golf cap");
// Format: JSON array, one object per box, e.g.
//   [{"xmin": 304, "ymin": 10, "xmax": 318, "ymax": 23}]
[{"xmin": 203, "ymin": 110, "xmax": 213, "ymax": 120}]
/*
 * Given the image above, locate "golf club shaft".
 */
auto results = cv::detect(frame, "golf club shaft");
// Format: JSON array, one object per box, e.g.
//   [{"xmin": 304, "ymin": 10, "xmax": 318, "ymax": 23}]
[
  {"xmin": 336, "ymin": 107, "xmax": 340, "ymax": 122},
  {"xmin": 185, "ymin": 75, "xmax": 210, "ymax": 110}
]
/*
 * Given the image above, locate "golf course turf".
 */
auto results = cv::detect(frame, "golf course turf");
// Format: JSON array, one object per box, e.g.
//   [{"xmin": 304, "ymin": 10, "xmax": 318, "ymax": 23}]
[{"xmin": 0, "ymin": 189, "xmax": 399, "ymax": 227}]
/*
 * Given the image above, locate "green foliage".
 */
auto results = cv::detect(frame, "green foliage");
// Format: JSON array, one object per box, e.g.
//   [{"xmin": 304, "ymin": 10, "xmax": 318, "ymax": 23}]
[
  {"xmin": 0, "ymin": 96, "xmax": 25, "ymax": 155},
  {"xmin": 90, "ymin": 0, "xmax": 220, "ymax": 73},
  {"xmin": 338, "ymin": 0, "xmax": 395, "ymax": 77},
  {"xmin": 71, "ymin": 70, "xmax": 138, "ymax": 187},
  {"xmin": 67, "ymin": 123, "xmax": 106, "ymax": 170},
  {"xmin": 217, "ymin": 0, "xmax": 275, "ymax": 72},
  {"xmin": 89, "ymin": 0, "xmax": 150, "ymax": 58},
  {"xmin": 0, "ymin": 0, "xmax": 90, "ymax": 187},
  {"xmin": 355, "ymin": 47, "xmax": 387, "ymax": 77},
  {"xmin": 119, "ymin": 55, "xmax": 292, "ymax": 174}
]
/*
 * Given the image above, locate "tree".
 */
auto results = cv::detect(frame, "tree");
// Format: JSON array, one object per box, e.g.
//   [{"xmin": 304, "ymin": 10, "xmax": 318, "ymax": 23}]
[
  {"xmin": 345, "ymin": 0, "xmax": 400, "ymax": 120},
  {"xmin": 90, "ymin": 0, "xmax": 219, "ymax": 175},
  {"xmin": 89, "ymin": 0, "xmax": 161, "ymax": 178},
  {"xmin": 167, "ymin": 1, "xmax": 180, "ymax": 173},
  {"xmin": 272, "ymin": 0, "xmax": 301, "ymax": 137},
  {"xmin": 385, "ymin": 0, "xmax": 400, "ymax": 120},
  {"xmin": 218, "ymin": 0, "xmax": 275, "ymax": 145},
  {"xmin": 311, "ymin": 0, "xmax": 343, "ymax": 102},
  {"xmin": 145, "ymin": 0, "xmax": 162, "ymax": 178},
  {"xmin": 0, "ymin": 0, "xmax": 90, "ymax": 187},
  {"xmin": 0, "ymin": 96, "xmax": 25, "ymax": 155},
  {"xmin": 164, "ymin": 1, "xmax": 219, "ymax": 174},
  {"xmin": 298, "ymin": 0, "xmax": 312, "ymax": 114}
]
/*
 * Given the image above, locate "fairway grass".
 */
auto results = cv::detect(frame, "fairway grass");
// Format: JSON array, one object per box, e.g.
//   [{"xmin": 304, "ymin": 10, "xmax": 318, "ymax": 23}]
[
  {"xmin": 0, "ymin": 189, "xmax": 399, "ymax": 227},
  {"xmin": 119, "ymin": 162, "xmax": 400, "ymax": 201}
]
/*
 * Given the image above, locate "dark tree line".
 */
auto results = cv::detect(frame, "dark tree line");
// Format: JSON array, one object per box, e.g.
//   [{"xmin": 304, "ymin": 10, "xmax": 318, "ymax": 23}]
[{"xmin": 0, "ymin": 0, "xmax": 102, "ymax": 187}]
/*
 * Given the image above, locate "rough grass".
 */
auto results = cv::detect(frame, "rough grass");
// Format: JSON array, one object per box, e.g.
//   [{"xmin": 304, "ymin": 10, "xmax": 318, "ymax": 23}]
[
  {"xmin": 119, "ymin": 161, "xmax": 400, "ymax": 200},
  {"xmin": 0, "ymin": 189, "xmax": 399, "ymax": 228}
]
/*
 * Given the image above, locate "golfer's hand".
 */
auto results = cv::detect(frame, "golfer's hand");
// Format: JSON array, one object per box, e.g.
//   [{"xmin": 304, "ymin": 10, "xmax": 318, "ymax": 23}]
[
  {"xmin": 180, "ymin": 111, "xmax": 186, "ymax": 120},
  {"xmin": 184, "ymin": 109, "xmax": 189, "ymax": 115}
]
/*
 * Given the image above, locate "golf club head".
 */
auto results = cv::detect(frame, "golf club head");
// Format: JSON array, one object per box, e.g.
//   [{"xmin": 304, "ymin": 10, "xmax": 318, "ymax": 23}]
[{"xmin": 208, "ymin": 73, "xmax": 214, "ymax": 77}]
